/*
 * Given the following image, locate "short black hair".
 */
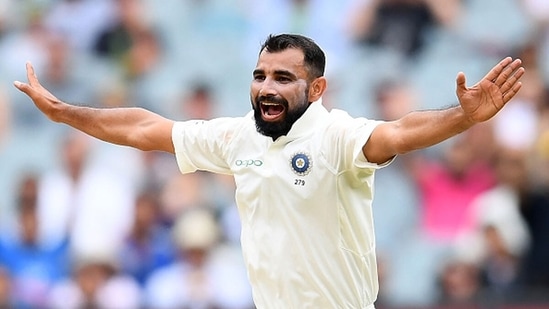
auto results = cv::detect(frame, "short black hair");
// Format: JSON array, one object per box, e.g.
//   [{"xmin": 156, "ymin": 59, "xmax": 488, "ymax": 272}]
[{"xmin": 259, "ymin": 34, "xmax": 326, "ymax": 79}]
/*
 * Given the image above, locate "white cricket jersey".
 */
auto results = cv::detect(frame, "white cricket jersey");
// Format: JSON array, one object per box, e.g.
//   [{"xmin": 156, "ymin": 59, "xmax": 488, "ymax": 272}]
[{"xmin": 172, "ymin": 102, "xmax": 391, "ymax": 309}]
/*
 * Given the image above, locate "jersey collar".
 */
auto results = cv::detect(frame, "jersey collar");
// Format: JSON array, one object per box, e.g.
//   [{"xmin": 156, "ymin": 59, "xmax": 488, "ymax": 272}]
[{"xmin": 283, "ymin": 98, "xmax": 328, "ymax": 140}]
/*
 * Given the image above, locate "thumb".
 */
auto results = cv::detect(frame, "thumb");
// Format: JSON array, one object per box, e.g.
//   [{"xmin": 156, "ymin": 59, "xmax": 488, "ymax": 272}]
[
  {"xmin": 13, "ymin": 81, "xmax": 36, "ymax": 98},
  {"xmin": 455, "ymin": 72, "xmax": 467, "ymax": 96},
  {"xmin": 13, "ymin": 81, "xmax": 28, "ymax": 93}
]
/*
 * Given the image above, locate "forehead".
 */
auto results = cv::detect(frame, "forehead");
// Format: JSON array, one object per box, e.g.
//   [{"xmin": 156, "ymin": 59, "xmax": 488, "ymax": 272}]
[{"xmin": 255, "ymin": 48, "xmax": 307, "ymax": 75}]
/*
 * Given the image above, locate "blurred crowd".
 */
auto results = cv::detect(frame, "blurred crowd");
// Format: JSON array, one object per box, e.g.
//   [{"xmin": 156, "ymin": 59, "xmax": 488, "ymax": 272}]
[{"xmin": 0, "ymin": 0, "xmax": 548, "ymax": 308}]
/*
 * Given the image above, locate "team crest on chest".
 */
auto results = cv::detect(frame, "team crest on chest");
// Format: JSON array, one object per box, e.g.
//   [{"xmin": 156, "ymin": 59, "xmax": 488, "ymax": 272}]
[{"xmin": 290, "ymin": 152, "xmax": 312, "ymax": 176}]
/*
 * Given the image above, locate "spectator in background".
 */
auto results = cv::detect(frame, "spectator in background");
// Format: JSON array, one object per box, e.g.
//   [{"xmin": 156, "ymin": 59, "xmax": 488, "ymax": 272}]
[
  {"xmin": 456, "ymin": 146, "xmax": 531, "ymax": 303},
  {"xmin": 48, "ymin": 248, "xmax": 142, "ymax": 309},
  {"xmin": 43, "ymin": 0, "xmax": 116, "ymax": 53},
  {"xmin": 38, "ymin": 33, "xmax": 95, "ymax": 110},
  {"xmin": 347, "ymin": 0, "xmax": 462, "ymax": 58},
  {"xmin": 93, "ymin": 0, "xmax": 174, "ymax": 115},
  {"xmin": 177, "ymin": 82, "xmax": 217, "ymax": 120},
  {"xmin": 415, "ymin": 130, "xmax": 497, "ymax": 244},
  {"xmin": 36, "ymin": 129, "xmax": 135, "ymax": 259},
  {"xmin": 144, "ymin": 207, "xmax": 253, "ymax": 309},
  {"xmin": 0, "ymin": 6, "xmax": 51, "ymax": 129},
  {"xmin": 94, "ymin": 0, "xmax": 142, "ymax": 63},
  {"xmin": 413, "ymin": 115, "xmax": 496, "ymax": 243},
  {"xmin": 516, "ymin": 192, "xmax": 549, "ymax": 302},
  {"xmin": 0, "ymin": 4, "xmax": 49, "ymax": 77},
  {"xmin": 436, "ymin": 256, "xmax": 484, "ymax": 306},
  {"xmin": 479, "ymin": 224, "xmax": 523, "ymax": 303},
  {"xmin": 0, "ymin": 174, "xmax": 68, "ymax": 308},
  {"xmin": 516, "ymin": 132, "xmax": 549, "ymax": 302},
  {"xmin": 0, "ymin": 4, "xmax": 104, "ymax": 133},
  {"xmin": 159, "ymin": 172, "xmax": 217, "ymax": 226},
  {"xmin": 93, "ymin": 0, "xmax": 155, "ymax": 73},
  {"xmin": 119, "ymin": 189, "xmax": 176, "ymax": 286}
]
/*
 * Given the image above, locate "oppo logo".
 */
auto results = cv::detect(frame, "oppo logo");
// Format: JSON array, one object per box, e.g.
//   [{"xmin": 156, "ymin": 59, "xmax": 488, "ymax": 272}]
[{"xmin": 235, "ymin": 159, "xmax": 263, "ymax": 167}]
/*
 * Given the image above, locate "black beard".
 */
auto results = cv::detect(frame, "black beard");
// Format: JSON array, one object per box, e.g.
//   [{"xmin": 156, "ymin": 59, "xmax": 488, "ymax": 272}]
[{"xmin": 252, "ymin": 96, "xmax": 310, "ymax": 140}]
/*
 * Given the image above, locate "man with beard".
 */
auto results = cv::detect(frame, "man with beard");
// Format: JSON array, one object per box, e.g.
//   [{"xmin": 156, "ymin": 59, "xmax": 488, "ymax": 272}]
[{"xmin": 14, "ymin": 34, "xmax": 524, "ymax": 308}]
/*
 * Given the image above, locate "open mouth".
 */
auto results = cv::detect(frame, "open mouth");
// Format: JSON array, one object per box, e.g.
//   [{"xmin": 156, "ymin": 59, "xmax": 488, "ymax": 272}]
[{"xmin": 260, "ymin": 102, "xmax": 286, "ymax": 121}]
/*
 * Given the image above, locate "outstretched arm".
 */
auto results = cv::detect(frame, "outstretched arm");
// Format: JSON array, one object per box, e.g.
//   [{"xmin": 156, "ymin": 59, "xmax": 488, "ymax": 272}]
[
  {"xmin": 363, "ymin": 57, "xmax": 524, "ymax": 164},
  {"xmin": 14, "ymin": 62, "xmax": 175, "ymax": 153}
]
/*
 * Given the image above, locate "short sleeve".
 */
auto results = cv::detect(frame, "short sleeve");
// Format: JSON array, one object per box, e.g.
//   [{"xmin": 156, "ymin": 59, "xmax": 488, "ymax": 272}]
[
  {"xmin": 353, "ymin": 120, "xmax": 396, "ymax": 169},
  {"xmin": 171, "ymin": 118, "xmax": 239, "ymax": 175},
  {"xmin": 323, "ymin": 112, "xmax": 395, "ymax": 172}
]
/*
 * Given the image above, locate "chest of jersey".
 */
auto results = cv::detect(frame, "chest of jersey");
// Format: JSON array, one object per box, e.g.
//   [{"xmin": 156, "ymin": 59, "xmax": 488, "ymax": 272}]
[{"xmin": 231, "ymin": 137, "xmax": 336, "ymax": 210}]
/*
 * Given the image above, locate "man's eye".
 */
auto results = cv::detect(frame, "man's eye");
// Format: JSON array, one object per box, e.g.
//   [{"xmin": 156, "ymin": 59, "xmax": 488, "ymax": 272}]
[
  {"xmin": 254, "ymin": 75, "xmax": 265, "ymax": 81},
  {"xmin": 277, "ymin": 77, "xmax": 291, "ymax": 82}
]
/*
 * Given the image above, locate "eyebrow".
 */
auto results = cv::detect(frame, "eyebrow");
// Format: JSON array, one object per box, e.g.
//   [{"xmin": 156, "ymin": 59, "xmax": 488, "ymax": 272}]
[{"xmin": 253, "ymin": 69, "xmax": 298, "ymax": 80}]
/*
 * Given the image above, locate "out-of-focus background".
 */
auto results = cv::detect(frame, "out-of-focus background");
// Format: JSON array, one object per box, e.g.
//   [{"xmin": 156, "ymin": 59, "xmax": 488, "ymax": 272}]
[{"xmin": 0, "ymin": 0, "xmax": 548, "ymax": 308}]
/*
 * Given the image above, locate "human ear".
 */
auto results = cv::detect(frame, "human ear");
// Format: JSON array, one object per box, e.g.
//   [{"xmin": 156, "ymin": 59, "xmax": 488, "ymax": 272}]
[{"xmin": 308, "ymin": 77, "xmax": 327, "ymax": 102}]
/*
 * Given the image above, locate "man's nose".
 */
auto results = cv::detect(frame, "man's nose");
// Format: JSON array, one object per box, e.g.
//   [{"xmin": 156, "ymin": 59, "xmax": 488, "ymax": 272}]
[{"xmin": 259, "ymin": 78, "xmax": 277, "ymax": 97}]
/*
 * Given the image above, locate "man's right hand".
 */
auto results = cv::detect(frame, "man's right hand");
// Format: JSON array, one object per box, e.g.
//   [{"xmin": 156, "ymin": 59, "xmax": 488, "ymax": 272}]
[{"xmin": 14, "ymin": 62, "xmax": 64, "ymax": 122}]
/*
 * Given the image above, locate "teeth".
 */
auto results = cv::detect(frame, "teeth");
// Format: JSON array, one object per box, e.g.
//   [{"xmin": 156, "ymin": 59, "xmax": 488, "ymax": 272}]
[{"xmin": 261, "ymin": 102, "xmax": 280, "ymax": 106}]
